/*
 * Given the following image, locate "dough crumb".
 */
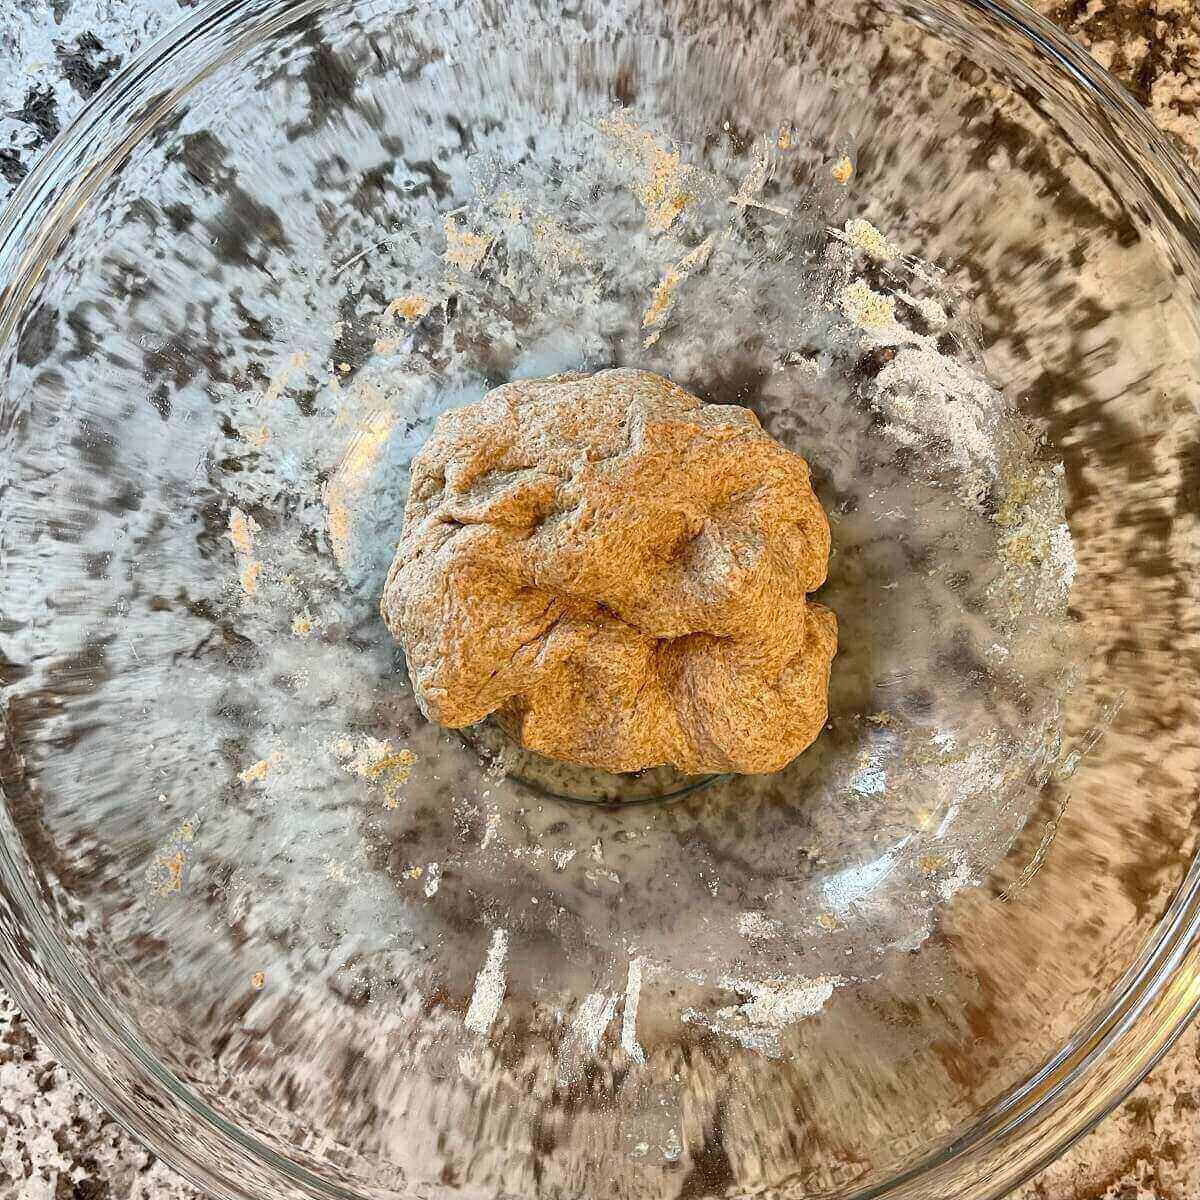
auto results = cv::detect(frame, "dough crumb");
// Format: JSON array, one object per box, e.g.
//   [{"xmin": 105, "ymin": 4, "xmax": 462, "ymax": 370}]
[
  {"xmin": 642, "ymin": 237, "xmax": 715, "ymax": 330},
  {"xmin": 238, "ymin": 752, "xmax": 281, "ymax": 785},
  {"xmin": 227, "ymin": 507, "xmax": 258, "ymax": 556},
  {"xmin": 841, "ymin": 217, "xmax": 897, "ymax": 262},
  {"xmin": 598, "ymin": 111, "xmax": 695, "ymax": 233},
  {"xmin": 240, "ymin": 560, "xmax": 262, "ymax": 595},
  {"xmin": 147, "ymin": 851, "xmax": 185, "ymax": 896},
  {"xmin": 386, "ymin": 294, "xmax": 432, "ymax": 323},
  {"xmin": 840, "ymin": 280, "xmax": 897, "ymax": 331},
  {"xmin": 443, "ymin": 214, "xmax": 491, "ymax": 273},
  {"xmin": 333, "ymin": 737, "xmax": 415, "ymax": 807}
]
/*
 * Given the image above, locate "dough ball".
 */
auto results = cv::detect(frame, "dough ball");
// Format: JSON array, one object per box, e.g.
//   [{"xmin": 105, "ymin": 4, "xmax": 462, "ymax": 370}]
[{"xmin": 381, "ymin": 368, "xmax": 837, "ymax": 775}]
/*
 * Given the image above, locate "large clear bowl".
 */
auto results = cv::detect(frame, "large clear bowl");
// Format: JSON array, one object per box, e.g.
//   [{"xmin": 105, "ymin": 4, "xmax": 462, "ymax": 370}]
[{"xmin": 1, "ymin": 1, "xmax": 1198, "ymax": 1198}]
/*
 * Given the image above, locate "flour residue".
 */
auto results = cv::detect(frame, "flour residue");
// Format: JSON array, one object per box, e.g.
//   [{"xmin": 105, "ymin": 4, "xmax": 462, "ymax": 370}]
[
  {"xmin": 736, "ymin": 911, "xmax": 783, "ymax": 941},
  {"xmin": 238, "ymin": 752, "xmax": 282, "ymax": 785},
  {"xmin": 465, "ymin": 929, "xmax": 509, "ymax": 1037},
  {"xmin": 145, "ymin": 816, "xmax": 199, "ymax": 898},
  {"xmin": 227, "ymin": 507, "xmax": 258, "ymax": 557},
  {"xmin": 423, "ymin": 862, "xmax": 442, "ymax": 897},
  {"xmin": 642, "ymin": 235, "xmax": 715, "ymax": 333},
  {"xmin": 572, "ymin": 992, "xmax": 618, "ymax": 1053},
  {"xmin": 443, "ymin": 213, "xmax": 492, "ymax": 273},
  {"xmin": 262, "ymin": 350, "xmax": 307, "ymax": 404},
  {"xmin": 598, "ymin": 110, "xmax": 697, "ymax": 233},
  {"xmin": 836, "ymin": 217, "xmax": 898, "ymax": 262},
  {"xmin": 621, "ymin": 957, "xmax": 646, "ymax": 1064},
  {"xmin": 839, "ymin": 279, "xmax": 898, "ymax": 331},
  {"xmin": 685, "ymin": 975, "xmax": 842, "ymax": 1057}
]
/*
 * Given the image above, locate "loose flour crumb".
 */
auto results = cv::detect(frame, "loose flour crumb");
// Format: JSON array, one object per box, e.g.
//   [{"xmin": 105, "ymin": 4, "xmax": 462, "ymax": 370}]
[
  {"xmin": 238, "ymin": 752, "xmax": 282, "ymax": 785},
  {"xmin": 443, "ymin": 214, "xmax": 492, "ymax": 273},
  {"xmin": 841, "ymin": 217, "xmax": 898, "ymax": 262},
  {"xmin": 840, "ymin": 280, "xmax": 898, "ymax": 331},
  {"xmin": 240, "ymin": 560, "xmax": 262, "ymax": 595},
  {"xmin": 227, "ymin": 507, "xmax": 258, "ymax": 557},
  {"xmin": 385, "ymin": 294, "xmax": 433, "ymax": 322}
]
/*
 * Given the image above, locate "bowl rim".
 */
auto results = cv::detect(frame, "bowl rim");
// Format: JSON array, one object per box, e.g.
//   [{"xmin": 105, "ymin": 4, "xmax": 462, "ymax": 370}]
[{"xmin": 0, "ymin": 1, "xmax": 1198, "ymax": 1198}]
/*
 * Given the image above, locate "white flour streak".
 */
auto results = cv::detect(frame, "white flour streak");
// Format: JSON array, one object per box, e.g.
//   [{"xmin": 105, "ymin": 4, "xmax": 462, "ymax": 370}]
[
  {"xmin": 736, "ymin": 911, "xmax": 783, "ymax": 941},
  {"xmin": 729, "ymin": 974, "xmax": 840, "ymax": 1028},
  {"xmin": 572, "ymin": 992, "xmax": 618, "ymax": 1053},
  {"xmin": 1047, "ymin": 521, "xmax": 1077, "ymax": 595},
  {"xmin": 621, "ymin": 957, "xmax": 646, "ymax": 1064},
  {"xmin": 938, "ymin": 858, "xmax": 976, "ymax": 903},
  {"xmin": 872, "ymin": 347, "xmax": 999, "ymax": 476},
  {"xmin": 464, "ymin": 929, "xmax": 509, "ymax": 1037},
  {"xmin": 558, "ymin": 990, "xmax": 619, "ymax": 1082},
  {"xmin": 423, "ymin": 862, "xmax": 441, "ymax": 897},
  {"xmin": 684, "ymin": 975, "xmax": 842, "ymax": 1057},
  {"xmin": 848, "ymin": 763, "xmax": 887, "ymax": 796},
  {"xmin": 480, "ymin": 810, "xmax": 501, "ymax": 850}
]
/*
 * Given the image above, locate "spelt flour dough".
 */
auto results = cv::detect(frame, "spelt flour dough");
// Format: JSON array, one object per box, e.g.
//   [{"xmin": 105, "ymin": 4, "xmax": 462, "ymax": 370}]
[{"xmin": 381, "ymin": 369, "xmax": 837, "ymax": 774}]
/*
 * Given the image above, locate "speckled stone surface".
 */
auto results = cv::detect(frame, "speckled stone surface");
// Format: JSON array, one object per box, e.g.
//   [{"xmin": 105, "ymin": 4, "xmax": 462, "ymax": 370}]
[{"xmin": 0, "ymin": 1, "xmax": 1197, "ymax": 1198}]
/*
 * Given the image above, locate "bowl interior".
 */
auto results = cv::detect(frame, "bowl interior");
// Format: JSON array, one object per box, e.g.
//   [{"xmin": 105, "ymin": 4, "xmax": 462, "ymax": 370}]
[{"xmin": 1, "ymin": 1, "xmax": 1199, "ymax": 1198}]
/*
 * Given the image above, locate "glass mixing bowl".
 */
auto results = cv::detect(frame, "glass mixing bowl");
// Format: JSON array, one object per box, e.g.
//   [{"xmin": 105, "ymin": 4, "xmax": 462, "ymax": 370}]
[{"xmin": 1, "ymin": 0, "xmax": 1198, "ymax": 1197}]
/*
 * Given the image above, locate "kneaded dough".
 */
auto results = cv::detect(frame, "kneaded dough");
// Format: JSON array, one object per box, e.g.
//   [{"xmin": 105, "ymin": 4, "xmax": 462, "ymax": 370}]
[{"xmin": 381, "ymin": 368, "xmax": 837, "ymax": 775}]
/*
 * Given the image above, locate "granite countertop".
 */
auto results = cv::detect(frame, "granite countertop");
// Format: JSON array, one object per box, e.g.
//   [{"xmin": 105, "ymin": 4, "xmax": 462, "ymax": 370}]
[{"xmin": 0, "ymin": 1, "xmax": 1198, "ymax": 1198}]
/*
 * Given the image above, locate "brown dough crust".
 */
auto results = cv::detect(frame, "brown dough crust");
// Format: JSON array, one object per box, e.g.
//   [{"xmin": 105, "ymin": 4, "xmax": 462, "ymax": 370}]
[{"xmin": 381, "ymin": 368, "xmax": 837, "ymax": 774}]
